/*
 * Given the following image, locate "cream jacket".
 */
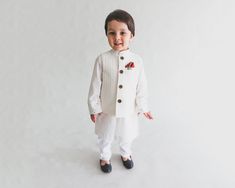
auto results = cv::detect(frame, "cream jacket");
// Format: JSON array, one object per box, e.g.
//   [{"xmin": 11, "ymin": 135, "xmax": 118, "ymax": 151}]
[{"xmin": 88, "ymin": 49, "xmax": 149, "ymax": 117}]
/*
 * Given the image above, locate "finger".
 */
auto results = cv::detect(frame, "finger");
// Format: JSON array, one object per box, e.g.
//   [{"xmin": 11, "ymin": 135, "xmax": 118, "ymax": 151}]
[
  {"xmin": 145, "ymin": 113, "xmax": 153, "ymax": 120},
  {"xmin": 91, "ymin": 115, "xmax": 96, "ymax": 123},
  {"xmin": 148, "ymin": 113, "xmax": 153, "ymax": 119},
  {"xmin": 149, "ymin": 114, "xmax": 153, "ymax": 119},
  {"xmin": 146, "ymin": 114, "xmax": 151, "ymax": 119}
]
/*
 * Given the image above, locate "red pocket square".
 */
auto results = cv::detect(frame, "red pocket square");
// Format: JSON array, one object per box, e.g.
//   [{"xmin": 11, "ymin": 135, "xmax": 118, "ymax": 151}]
[{"xmin": 125, "ymin": 62, "xmax": 135, "ymax": 69}]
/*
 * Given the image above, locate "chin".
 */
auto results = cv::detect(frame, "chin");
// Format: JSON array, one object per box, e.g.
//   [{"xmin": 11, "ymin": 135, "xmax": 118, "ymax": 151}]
[{"xmin": 113, "ymin": 47, "xmax": 123, "ymax": 51}]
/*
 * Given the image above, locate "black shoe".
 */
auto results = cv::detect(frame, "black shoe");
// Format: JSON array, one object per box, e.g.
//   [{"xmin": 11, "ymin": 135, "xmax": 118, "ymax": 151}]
[
  {"xmin": 100, "ymin": 160, "xmax": 112, "ymax": 173},
  {"xmin": 121, "ymin": 156, "xmax": 134, "ymax": 169}
]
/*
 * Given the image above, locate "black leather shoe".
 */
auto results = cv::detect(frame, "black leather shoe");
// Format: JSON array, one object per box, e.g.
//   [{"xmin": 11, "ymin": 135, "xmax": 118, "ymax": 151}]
[
  {"xmin": 100, "ymin": 160, "xmax": 112, "ymax": 173},
  {"xmin": 121, "ymin": 156, "xmax": 134, "ymax": 169}
]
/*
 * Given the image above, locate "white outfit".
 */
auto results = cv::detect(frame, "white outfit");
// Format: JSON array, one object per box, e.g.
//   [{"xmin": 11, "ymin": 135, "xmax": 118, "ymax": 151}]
[
  {"xmin": 98, "ymin": 135, "xmax": 133, "ymax": 161},
  {"xmin": 88, "ymin": 49, "xmax": 149, "ymax": 160}
]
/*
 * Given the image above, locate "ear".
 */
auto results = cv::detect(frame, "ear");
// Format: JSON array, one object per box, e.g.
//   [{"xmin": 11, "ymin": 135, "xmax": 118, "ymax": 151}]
[{"xmin": 130, "ymin": 33, "xmax": 134, "ymax": 41}]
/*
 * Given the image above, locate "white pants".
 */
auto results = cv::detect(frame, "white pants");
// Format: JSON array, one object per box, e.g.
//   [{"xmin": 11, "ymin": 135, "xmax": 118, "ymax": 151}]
[
  {"xmin": 98, "ymin": 136, "xmax": 133, "ymax": 161},
  {"xmin": 95, "ymin": 113, "xmax": 138, "ymax": 161}
]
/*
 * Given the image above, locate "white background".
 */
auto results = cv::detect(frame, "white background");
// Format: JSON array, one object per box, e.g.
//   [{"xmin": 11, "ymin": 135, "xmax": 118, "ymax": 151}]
[{"xmin": 0, "ymin": 0, "xmax": 235, "ymax": 187}]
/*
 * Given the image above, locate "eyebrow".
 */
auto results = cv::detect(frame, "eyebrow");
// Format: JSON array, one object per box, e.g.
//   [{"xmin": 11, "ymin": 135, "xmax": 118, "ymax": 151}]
[{"xmin": 107, "ymin": 28, "xmax": 128, "ymax": 31}]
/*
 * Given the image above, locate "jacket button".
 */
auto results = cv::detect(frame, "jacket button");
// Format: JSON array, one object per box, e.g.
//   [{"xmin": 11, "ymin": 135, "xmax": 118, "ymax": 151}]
[
  {"xmin": 119, "ymin": 85, "xmax": 123, "ymax": 89},
  {"xmin": 117, "ymin": 99, "xmax": 122, "ymax": 103},
  {"xmin": 120, "ymin": 56, "xmax": 124, "ymax": 60},
  {"xmin": 119, "ymin": 70, "xmax": 123, "ymax": 74}
]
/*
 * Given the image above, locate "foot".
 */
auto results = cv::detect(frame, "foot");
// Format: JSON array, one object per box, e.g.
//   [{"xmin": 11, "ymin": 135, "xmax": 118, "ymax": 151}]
[
  {"xmin": 100, "ymin": 160, "xmax": 112, "ymax": 173},
  {"xmin": 121, "ymin": 156, "xmax": 134, "ymax": 169}
]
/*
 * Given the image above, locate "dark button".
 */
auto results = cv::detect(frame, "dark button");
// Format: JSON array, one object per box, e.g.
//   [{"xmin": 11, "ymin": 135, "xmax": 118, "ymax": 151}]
[
  {"xmin": 119, "ymin": 70, "xmax": 123, "ymax": 74},
  {"xmin": 119, "ymin": 85, "xmax": 123, "ymax": 89},
  {"xmin": 120, "ymin": 56, "xmax": 124, "ymax": 60},
  {"xmin": 117, "ymin": 99, "xmax": 122, "ymax": 103}
]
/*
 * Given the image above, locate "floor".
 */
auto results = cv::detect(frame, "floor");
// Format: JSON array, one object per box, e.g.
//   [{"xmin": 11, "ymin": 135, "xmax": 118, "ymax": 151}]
[{"xmin": 1, "ymin": 117, "xmax": 234, "ymax": 188}]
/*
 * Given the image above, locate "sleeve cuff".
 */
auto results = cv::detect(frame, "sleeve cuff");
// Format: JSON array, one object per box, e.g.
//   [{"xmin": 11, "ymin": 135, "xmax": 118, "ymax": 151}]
[{"xmin": 89, "ymin": 106, "xmax": 102, "ymax": 115}]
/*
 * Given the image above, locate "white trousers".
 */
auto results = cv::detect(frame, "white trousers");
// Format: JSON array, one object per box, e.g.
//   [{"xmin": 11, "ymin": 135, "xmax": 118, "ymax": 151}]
[
  {"xmin": 98, "ymin": 136, "xmax": 133, "ymax": 161},
  {"xmin": 95, "ymin": 113, "xmax": 138, "ymax": 161}
]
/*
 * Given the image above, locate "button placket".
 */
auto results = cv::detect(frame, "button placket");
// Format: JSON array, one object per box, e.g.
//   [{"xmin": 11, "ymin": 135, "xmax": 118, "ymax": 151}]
[
  {"xmin": 117, "ymin": 55, "xmax": 125, "ymax": 105},
  {"xmin": 119, "ymin": 55, "xmax": 124, "ymax": 74}
]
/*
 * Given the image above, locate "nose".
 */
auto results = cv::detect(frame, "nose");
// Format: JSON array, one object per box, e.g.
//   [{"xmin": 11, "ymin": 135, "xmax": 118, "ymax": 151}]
[{"xmin": 115, "ymin": 33, "xmax": 121, "ymax": 41}]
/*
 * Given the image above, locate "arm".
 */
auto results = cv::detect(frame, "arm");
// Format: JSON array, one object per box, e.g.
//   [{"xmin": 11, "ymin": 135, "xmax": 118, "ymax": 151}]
[
  {"xmin": 136, "ymin": 61, "xmax": 153, "ymax": 120},
  {"xmin": 88, "ymin": 56, "xmax": 103, "ymax": 120}
]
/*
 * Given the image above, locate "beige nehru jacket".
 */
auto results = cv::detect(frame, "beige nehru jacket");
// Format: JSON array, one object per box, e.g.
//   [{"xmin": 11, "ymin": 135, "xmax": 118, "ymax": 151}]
[{"xmin": 88, "ymin": 49, "xmax": 149, "ymax": 117}]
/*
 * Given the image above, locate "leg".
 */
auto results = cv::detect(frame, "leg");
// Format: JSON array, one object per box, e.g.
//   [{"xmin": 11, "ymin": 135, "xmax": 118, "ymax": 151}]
[
  {"xmin": 97, "ymin": 137, "xmax": 113, "ymax": 173},
  {"xmin": 95, "ymin": 113, "xmax": 117, "ymax": 173},
  {"xmin": 119, "ymin": 139, "xmax": 132, "ymax": 159},
  {"xmin": 95, "ymin": 113, "xmax": 116, "ymax": 162},
  {"xmin": 119, "ymin": 139, "xmax": 134, "ymax": 169},
  {"xmin": 116, "ymin": 115, "xmax": 138, "ymax": 159},
  {"xmin": 98, "ymin": 136, "xmax": 113, "ymax": 161}
]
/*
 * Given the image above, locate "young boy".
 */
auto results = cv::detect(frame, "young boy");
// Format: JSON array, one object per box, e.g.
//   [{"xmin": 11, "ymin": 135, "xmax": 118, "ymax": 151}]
[{"xmin": 88, "ymin": 9, "xmax": 153, "ymax": 173}]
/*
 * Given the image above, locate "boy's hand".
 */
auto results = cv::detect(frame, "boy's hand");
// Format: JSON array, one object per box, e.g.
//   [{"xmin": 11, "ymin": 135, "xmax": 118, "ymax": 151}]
[
  {"xmin": 90, "ymin": 114, "xmax": 97, "ymax": 123},
  {"xmin": 90, "ymin": 113, "xmax": 102, "ymax": 123},
  {"xmin": 143, "ymin": 111, "xmax": 153, "ymax": 120}
]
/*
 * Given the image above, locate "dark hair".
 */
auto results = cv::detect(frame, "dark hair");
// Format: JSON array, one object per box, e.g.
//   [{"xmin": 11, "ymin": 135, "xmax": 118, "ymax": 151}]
[{"xmin": 104, "ymin": 9, "xmax": 135, "ymax": 36}]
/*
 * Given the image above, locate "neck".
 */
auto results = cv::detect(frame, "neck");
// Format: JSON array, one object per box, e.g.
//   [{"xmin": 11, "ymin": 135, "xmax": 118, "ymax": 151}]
[{"xmin": 111, "ymin": 48, "xmax": 129, "ymax": 53}]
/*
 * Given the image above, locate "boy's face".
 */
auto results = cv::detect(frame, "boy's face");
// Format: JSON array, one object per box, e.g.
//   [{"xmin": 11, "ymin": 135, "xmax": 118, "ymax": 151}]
[{"xmin": 107, "ymin": 20, "xmax": 133, "ymax": 52}]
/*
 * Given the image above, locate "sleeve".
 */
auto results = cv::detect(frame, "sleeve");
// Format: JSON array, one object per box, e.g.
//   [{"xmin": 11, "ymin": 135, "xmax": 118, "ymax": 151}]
[
  {"xmin": 87, "ymin": 56, "xmax": 103, "ymax": 115},
  {"xmin": 135, "ymin": 59, "xmax": 149, "ymax": 113}
]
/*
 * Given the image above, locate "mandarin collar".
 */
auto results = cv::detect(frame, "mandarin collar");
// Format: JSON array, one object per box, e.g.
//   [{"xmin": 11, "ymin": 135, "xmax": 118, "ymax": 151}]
[{"xmin": 110, "ymin": 49, "xmax": 130, "ymax": 56}]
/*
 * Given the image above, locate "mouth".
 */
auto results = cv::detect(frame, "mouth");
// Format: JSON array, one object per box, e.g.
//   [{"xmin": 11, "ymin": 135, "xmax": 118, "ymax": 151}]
[{"xmin": 114, "ymin": 43, "xmax": 123, "ymax": 46}]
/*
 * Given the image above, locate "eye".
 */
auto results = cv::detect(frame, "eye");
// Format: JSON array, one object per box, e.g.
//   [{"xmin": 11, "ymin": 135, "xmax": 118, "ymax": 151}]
[
  {"xmin": 108, "ymin": 31, "xmax": 115, "ymax": 35},
  {"xmin": 120, "ymin": 31, "xmax": 126, "ymax": 35}
]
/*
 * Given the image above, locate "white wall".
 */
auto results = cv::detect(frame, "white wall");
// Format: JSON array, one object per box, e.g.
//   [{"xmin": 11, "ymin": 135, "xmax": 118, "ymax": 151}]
[{"xmin": 0, "ymin": 0, "xmax": 235, "ymax": 187}]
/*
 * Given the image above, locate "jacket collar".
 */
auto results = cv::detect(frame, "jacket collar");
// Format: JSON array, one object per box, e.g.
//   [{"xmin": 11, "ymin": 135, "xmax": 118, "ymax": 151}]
[{"xmin": 110, "ymin": 49, "xmax": 130, "ymax": 56}]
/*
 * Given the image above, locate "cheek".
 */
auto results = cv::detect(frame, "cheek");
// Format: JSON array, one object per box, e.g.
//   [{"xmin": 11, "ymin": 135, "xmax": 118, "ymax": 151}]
[
  {"xmin": 107, "ymin": 37, "xmax": 113, "ymax": 43},
  {"xmin": 109, "ymin": 36, "xmax": 114, "ymax": 40},
  {"xmin": 124, "ymin": 38, "xmax": 131, "ymax": 43},
  {"xmin": 124, "ymin": 35, "xmax": 132, "ymax": 41}
]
